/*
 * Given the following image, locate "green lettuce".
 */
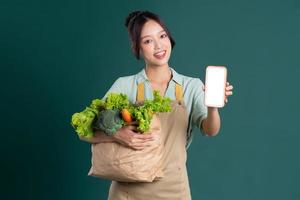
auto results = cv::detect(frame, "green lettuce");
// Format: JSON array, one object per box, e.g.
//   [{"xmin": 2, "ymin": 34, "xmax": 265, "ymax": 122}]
[
  {"xmin": 71, "ymin": 93, "xmax": 130, "ymax": 138},
  {"xmin": 71, "ymin": 91, "xmax": 171, "ymax": 138},
  {"xmin": 130, "ymin": 91, "xmax": 171, "ymax": 132},
  {"xmin": 71, "ymin": 107, "xmax": 97, "ymax": 138}
]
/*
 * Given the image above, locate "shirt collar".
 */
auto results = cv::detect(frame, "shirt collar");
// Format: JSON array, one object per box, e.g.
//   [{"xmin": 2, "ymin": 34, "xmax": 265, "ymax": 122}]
[{"xmin": 136, "ymin": 67, "xmax": 183, "ymax": 85}]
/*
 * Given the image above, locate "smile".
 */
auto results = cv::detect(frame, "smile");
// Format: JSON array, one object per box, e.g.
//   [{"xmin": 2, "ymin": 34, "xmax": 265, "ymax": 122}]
[{"xmin": 153, "ymin": 50, "xmax": 166, "ymax": 59}]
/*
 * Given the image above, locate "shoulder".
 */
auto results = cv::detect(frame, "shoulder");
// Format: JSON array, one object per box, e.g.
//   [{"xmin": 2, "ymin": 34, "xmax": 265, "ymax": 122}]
[
  {"xmin": 172, "ymin": 70, "xmax": 205, "ymax": 104},
  {"xmin": 183, "ymin": 77, "xmax": 204, "ymax": 101},
  {"xmin": 103, "ymin": 74, "xmax": 137, "ymax": 99},
  {"xmin": 113, "ymin": 75, "xmax": 136, "ymax": 86},
  {"xmin": 183, "ymin": 76, "xmax": 204, "ymax": 86},
  {"xmin": 174, "ymin": 70, "xmax": 204, "ymax": 91}
]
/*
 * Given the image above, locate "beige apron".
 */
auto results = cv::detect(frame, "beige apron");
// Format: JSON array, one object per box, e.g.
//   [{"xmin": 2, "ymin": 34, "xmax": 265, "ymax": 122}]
[{"xmin": 108, "ymin": 83, "xmax": 191, "ymax": 200}]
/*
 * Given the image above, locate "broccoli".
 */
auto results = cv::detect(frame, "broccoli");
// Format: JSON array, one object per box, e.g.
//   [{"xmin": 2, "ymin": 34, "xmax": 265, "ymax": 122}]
[{"xmin": 94, "ymin": 109, "xmax": 124, "ymax": 136}]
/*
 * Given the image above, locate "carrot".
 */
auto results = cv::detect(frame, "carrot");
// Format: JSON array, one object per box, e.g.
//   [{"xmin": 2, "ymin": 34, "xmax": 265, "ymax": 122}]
[{"xmin": 121, "ymin": 108, "xmax": 132, "ymax": 123}]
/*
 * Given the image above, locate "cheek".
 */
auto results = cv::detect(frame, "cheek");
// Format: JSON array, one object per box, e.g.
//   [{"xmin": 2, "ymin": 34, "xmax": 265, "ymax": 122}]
[
  {"xmin": 164, "ymin": 39, "xmax": 172, "ymax": 49},
  {"xmin": 163, "ymin": 39, "xmax": 172, "ymax": 54},
  {"xmin": 140, "ymin": 45, "xmax": 153, "ymax": 57}
]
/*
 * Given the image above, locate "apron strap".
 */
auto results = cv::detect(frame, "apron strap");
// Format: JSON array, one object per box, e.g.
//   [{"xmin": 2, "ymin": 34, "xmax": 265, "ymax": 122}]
[
  {"xmin": 136, "ymin": 82, "xmax": 183, "ymax": 103},
  {"xmin": 175, "ymin": 83, "xmax": 183, "ymax": 103},
  {"xmin": 136, "ymin": 82, "xmax": 145, "ymax": 103}
]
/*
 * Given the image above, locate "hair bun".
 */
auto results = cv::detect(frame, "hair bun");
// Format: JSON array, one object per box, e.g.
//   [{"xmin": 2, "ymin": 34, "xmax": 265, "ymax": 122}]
[{"xmin": 125, "ymin": 11, "xmax": 143, "ymax": 28}]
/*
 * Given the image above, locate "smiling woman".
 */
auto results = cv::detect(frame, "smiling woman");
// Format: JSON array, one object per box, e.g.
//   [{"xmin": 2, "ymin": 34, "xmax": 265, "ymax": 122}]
[
  {"xmin": 79, "ymin": 10, "xmax": 233, "ymax": 200},
  {"xmin": 139, "ymin": 20, "xmax": 172, "ymax": 71},
  {"xmin": 125, "ymin": 11, "xmax": 175, "ymax": 60}
]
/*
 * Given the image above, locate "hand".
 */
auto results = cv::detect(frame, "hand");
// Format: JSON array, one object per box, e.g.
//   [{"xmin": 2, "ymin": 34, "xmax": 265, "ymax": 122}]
[
  {"xmin": 224, "ymin": 82, "xmax": 233, "ymax": 104},
  {"xmin": 112, "ymin": 125, "xmax": 157, "ymax": 150}
]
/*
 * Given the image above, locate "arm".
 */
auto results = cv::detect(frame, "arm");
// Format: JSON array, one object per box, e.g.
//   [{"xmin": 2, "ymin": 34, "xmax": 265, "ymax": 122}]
[
  {"xmin": 201, "ymin": 82, "xmax": 233, "ymax": 136},
  {"xmin": 201, "ymin": 107, "xmax": 221, "ymax": 136},
  {"xmin": 79, "ymin": 126, "xmax": 155, "ymax": 150}
]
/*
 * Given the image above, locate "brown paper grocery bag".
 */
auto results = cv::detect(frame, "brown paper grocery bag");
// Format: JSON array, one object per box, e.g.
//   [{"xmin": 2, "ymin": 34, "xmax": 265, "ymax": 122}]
[{"xmin": 88, "ymin": 115, "xmax": 164, "ymax": 182}]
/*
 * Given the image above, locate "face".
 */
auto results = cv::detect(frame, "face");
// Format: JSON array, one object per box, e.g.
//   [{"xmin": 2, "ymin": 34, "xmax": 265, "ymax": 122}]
[{"xmin": 139, "ymin": 20, "xmax": 172, "ymax": 68}]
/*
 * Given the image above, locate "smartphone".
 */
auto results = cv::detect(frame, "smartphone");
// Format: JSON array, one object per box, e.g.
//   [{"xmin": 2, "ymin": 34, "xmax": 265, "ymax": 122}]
[{"xmin": 204, "ymin": 66, "xmax": 227, "ymax": 108}]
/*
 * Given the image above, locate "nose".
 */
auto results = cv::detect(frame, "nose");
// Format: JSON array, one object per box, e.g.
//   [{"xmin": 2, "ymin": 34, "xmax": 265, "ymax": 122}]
[{"xmin": 154, "ymin": 39, "xmax": 162, "ymax": 50}]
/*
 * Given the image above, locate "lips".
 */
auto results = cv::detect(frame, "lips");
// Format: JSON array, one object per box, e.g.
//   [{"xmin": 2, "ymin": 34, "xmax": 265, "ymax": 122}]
[{"xmin": 153, "ymin": 50, "xmax": 166, "ymax": 59}]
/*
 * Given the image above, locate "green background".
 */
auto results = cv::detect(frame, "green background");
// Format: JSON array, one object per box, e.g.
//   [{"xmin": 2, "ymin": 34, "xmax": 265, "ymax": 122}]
[{"xmin": 2, "ymin": 0, "xmax": 300, "ymax": 199}]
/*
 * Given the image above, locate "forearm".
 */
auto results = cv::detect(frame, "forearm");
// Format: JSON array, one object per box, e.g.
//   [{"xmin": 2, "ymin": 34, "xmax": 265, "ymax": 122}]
[
  {"xmin": 79, "ymin": 130, "xmax": 115, "ymax": 144},
  {"xmin": 202, "ymin": 107, "xmax": 221, "ymax": 136}
]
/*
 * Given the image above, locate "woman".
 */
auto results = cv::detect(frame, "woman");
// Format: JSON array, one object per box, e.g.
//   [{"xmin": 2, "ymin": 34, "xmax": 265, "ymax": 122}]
[{"xmin": 80, "ymin": 10, "xmax": 233, "ymax": 199}]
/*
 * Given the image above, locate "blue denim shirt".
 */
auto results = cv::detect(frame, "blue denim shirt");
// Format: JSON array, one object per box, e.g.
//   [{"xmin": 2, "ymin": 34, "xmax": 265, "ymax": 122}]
[{"xmin": 103, "ymin": 67, "xmax": 208, "ymax": 148}]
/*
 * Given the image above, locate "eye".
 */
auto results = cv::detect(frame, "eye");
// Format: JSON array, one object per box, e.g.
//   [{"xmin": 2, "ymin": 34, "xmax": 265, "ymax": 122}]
[
  {"xmin": 143, "ymin": 39, "xmax": 152, "ymax": 44},
  {"xmin": 161, "ymin": 33, "xmax": 168, "ymax": 38}
]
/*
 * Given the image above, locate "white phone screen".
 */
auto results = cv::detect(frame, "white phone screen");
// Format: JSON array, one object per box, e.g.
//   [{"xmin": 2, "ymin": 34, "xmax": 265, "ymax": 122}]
[{"xmin": 204, "ymin": 66, "xmax": 227, "ymax": 107}]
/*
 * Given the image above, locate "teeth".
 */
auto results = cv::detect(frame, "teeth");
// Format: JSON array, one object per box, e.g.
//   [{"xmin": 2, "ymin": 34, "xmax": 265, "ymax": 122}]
[{"xmin": 155, "ymin": 51, "xmax": 165, "ymax": 56}]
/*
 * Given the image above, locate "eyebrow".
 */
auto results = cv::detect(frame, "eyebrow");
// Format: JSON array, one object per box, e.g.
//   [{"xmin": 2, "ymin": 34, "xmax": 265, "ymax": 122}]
[{"xmin": 141, "ymin": 30, "xmax": 166, "ymax": 40}]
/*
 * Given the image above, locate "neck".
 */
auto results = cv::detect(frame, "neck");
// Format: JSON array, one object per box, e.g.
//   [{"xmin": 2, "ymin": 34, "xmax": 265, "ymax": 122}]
[{"xmin": 145, "ymin": 64, "xmax": 172, "ymax": 83}]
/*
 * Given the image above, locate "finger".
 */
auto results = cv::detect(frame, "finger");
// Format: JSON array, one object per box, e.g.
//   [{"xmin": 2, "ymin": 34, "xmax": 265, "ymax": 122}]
[
  {"xmin": 226, "ymin": 85, "xmax": 233, "ymax": 90},
  {"xmin": 131, "ymin": 145, "xmax": 145, "ymax": 151},
  {"xmin": 226, "ymin": 82, "xmax": 229, "ymax": 86},
  {"xmin": 130, "ymin": 143, "xmax": 149, "ymax": 150},
  {"xmin": 150, "ymin": 133, "xmax": 160, "ymax": 141},
  {"xmin": 135, "ymin": 140, "xmax": 160, "ymax": 148},
  {"xmin": 130, "ymin": 138, "xmax": 154, "ymax": 145},
  {"xmin": 225, "ymin": 98, "xmax": 228, "ymax": 103},
  {"xmin": 132, "ymin": 132, "xmax": 154, "ymax": 139},
  {"xmin": 130, "ymin": 141, "xmax": 147, "ymax": 147},
  {"xmin": 130, "ymin": 134, "xmax": 160, "ymax": 144},
  {"xmin": 225, "ymin": 91, "xmax": 233, "ymax": 96},
  {"xmin": 129, "ymin": 132, "xmax": 154, "ymax": 142}
]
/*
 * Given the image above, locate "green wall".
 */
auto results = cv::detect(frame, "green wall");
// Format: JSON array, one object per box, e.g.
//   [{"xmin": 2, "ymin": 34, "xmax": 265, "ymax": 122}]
[{"xmin": 2, "ymin": 0, "xmax": 300, "ymax": 199}]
